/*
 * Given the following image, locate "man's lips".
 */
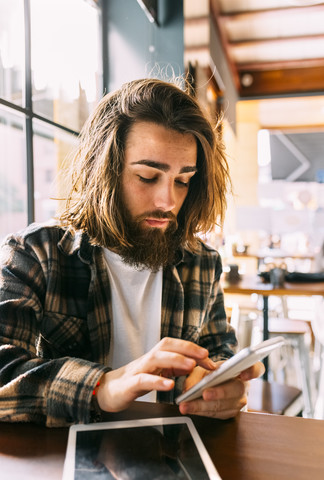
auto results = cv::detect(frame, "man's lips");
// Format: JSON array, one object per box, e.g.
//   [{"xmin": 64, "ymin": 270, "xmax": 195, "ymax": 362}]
[{"xmin": 145, "ymin": 218, "xmax": 170, "ymax": 228}]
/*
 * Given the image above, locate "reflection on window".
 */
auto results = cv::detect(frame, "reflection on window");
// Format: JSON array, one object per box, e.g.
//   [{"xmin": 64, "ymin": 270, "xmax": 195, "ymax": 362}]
[
  {"xmin": 33, "ymin": 120, "xmax": 79, "ymax": 223},
  {"xmin": 30, "ymin": 0, "xmax": 101, "ymax": 131},
  {"xmin": 0, "ymin": 0, "xmax": 102, "ymax": 239},
  {"xmin": 0, "ymin": 0, "xmax": 24, "ymax": 106},
  {"xmin": 0, "ymin": 107, "xmax": 27, "ymax": 241}
]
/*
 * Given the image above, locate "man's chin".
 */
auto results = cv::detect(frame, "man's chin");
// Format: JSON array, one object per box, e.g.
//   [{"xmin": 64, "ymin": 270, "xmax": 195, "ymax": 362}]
[
  {"xmin": 105, "ymin": 209, "xmax": 182, "ymax": 270},
  {"xmin": 114, "ymin": 227, "xmax": 182, "ymax": 271}
]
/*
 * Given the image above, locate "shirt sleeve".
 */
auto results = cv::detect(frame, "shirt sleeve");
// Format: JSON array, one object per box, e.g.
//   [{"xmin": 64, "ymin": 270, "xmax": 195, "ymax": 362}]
[
  {"xmin": 0, "ymin": 235, "xmax": 108, "ymax": 427},
  {"xmin": 197, "ymin": 253, "xmax": 238, "ymax": 362}
]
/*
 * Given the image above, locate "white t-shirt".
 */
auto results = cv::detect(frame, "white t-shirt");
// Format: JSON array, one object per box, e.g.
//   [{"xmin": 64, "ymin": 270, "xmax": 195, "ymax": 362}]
[{"xmin": 103, "ymin": 248, "xmax": 162, "ymax": 402}]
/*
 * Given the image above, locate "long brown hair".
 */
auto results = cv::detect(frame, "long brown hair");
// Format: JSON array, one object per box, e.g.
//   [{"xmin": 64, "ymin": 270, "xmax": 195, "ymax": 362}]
[{"xmin": 59, "ymin": 78, "xmax": 230, "ymax": 251}]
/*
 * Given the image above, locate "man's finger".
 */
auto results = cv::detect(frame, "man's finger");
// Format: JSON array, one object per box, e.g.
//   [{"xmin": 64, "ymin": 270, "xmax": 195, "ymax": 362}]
[
  {"xmin": 202, "ymin": 378, "xmax": 246, "ymax": 401},
  {"xmin": 155, "ymin": 337, "xmax": 209, "ymax": 360},
  {"xmin": 239, "ymin": 361, "xmax": 265, "ymax": 381},
  {"xmin": 134, "ymin": 350, "xmax": 197, "ymax": 375}
]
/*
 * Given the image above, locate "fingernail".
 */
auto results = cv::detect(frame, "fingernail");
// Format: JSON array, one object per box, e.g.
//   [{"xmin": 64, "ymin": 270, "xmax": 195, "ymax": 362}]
[
  {"xmin": 199, "ymin": 348, "xmax": 209, "ymax": 357},
  {"xmin": 163, "ymin": 379, "xmax": 174, "ymax": 387},
  {"xmin": 184, "ymin": 358, "xmax": 196, "ymax": 368},
  {"xmin": 207, "ymin": 358, "xmax": 216, "ymax": 368},
  {"xmin": 180, "ymin": 403, "xmax": 189, "ymax": 414}
]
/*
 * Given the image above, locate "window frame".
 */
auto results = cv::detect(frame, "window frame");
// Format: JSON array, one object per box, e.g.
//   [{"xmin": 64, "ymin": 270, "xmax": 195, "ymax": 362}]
[{"xmin": 0, "ymin": 0, "xmax": 107, "ymax": 225}]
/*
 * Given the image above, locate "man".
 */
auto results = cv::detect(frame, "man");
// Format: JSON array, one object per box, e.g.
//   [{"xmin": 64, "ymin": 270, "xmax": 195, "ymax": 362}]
[{"xmin": 0, "ymin": 78, "xmax": 263, "ymax": 427}]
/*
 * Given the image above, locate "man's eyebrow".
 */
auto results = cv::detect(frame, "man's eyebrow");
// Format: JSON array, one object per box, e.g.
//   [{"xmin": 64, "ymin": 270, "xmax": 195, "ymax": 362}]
[
  {"xmin": 131, "ymin": 160, "xmax": 197, "ymax": 174},
  {"xmin": 180, "ymin": 166, "xmax": 198, "ymax": 174}
]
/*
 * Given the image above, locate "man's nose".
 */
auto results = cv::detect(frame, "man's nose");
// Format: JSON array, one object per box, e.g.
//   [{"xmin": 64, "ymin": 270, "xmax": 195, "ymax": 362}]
[{"xmin": 154, "ymin": 181, "xmax": 176, "ymax": 211}]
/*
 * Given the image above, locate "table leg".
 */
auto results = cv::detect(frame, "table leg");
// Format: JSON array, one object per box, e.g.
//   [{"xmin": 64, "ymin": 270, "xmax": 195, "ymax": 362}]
[{"xmin": 263, "ymin": 295, "xmax": 269, "ymax": 381}]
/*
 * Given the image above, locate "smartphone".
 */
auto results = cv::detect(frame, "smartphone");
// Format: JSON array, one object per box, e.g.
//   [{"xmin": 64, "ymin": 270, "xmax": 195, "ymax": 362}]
[{"xmin": 175, "ymin": 336, "xmax": 286, "ymax": 404}]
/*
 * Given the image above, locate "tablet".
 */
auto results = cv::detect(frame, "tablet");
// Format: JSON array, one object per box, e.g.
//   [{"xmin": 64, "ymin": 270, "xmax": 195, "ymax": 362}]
[
  {"xmin": 175, "ymin": 336, "xmax": 286, "ymax": 404},
  {"xmin": 62, "ymin": 416, "xmax": 222, "ymax": 480}
]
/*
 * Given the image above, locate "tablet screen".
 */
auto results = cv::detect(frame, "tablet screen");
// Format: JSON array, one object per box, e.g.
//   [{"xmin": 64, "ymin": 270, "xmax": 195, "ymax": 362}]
[{"xmin": 62, "ymin": 417, "xmax": 221, "ymax": 480}]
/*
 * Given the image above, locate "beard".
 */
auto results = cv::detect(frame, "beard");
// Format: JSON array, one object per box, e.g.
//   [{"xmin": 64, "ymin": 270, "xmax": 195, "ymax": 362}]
[{"xmin": 106, "ymin": 205, "xmax": 184, "ymax": 272}]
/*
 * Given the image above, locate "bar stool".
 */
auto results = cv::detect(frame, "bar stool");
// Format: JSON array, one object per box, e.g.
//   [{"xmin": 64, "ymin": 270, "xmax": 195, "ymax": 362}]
[
  {"xmin": 258, "ymin": 317, "xmax": 314, "ymax": 418},
  {"xmin": 228, "ymin": 303, "xmax": 304, "ymax": 417},
  {"xmin": 248, "ymin": 378, "xmax": 303, "ymax": 416}
]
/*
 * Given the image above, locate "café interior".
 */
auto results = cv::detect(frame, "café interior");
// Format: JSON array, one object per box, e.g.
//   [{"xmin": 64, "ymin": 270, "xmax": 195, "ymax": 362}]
[
  {"xmin": 1, "ymin": 0, "xmax": 324, "ymax": 478},
  {"xmin": 185, "ymin": 0, "xmax": 324, "ymax": 420}
]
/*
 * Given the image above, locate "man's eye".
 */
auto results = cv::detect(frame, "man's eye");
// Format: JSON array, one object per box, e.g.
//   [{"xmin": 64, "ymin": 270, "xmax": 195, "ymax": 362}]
[
  {"xmin": 138, "ymin": 175, "xmax": 156, "ymax": 184},
  {"xmin": 176, "ymin": 179, "xmax": 190, "ymax": 187}
]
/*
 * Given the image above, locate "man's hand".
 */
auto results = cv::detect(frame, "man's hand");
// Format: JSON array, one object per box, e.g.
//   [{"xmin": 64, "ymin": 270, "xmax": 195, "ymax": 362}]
[
  {"xmin": 178, "ymin": 361, "xmax": 265, "ymax": 419},
  {"xmin": 96, "ymin": 337, "xmax": 215, "ymax": 412}
]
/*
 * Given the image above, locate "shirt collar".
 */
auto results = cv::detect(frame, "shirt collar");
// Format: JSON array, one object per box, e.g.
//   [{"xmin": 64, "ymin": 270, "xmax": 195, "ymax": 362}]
[
  {"xmin": 57, "ymin": 228, "xmax": 94, "ymax": 264},
  {"xmin": 173, "ymin": 244, "xmax": 196, "ymax": 266}
]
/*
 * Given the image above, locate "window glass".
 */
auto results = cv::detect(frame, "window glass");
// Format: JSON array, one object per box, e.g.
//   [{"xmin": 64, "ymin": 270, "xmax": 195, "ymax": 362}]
[
  {"xmin": 0, "ymin": 0, "xmax": 24, "ymax": 106},
  {"xmin": 0, "ymin": 107, "xmax": 27, "ymax": 241},
  {"xmin": 30, "ymin": 0, "xmax": 101, "ymax": 131},
  {"xmin": 33, "ymin": 120, "xmax": 79, "ymax": 223}
]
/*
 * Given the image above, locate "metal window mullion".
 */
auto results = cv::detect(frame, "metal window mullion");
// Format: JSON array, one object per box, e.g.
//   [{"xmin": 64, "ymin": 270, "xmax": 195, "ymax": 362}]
[
  {"xmin": 0, "ymin": 98, "xmax": 80, "ymax": 137},
  {"xmin": 25, "ymin": 117, "xmax": 34, "ymax": 224},
  {"xmin": 100, "ymin": 0, "xmax": 109, "ymax": 94},
  {"xmin": 24, "ymin": 0, "xmax": 34, "ymax": 224}
]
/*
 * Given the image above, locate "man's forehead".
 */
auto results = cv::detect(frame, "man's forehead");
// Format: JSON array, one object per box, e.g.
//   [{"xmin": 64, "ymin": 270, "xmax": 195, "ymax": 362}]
[{"xmin": 124, "ymin": 120, "xmax": 198, "ymax": 171}]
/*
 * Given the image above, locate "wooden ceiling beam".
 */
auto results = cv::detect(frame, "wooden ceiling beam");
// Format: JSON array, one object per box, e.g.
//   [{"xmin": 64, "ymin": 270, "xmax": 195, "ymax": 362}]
[
  {"xmin": 209, "ymin": 0, "xmax": 241, "ymax": 91},
  {"xmin": 210, "ymin": 0, "xmax": 324, "ymax": 97},
  {"xmin": 237, "ymin": 58, "xmax": 324, "ymax": 72},
  {"xmin": 216, "ymin": 3, "xmax": 324, "ymax": 16},
  {"xmin": 238, "ymin": 66, "xmax": 324, "ymax": 97},
  {"xmin": 228, "ymin": 32, "xmax": 324, "ymax": 46},
  {"xmin": 228, "ymin": 33, "xmax": 324, "ymax": 48}
]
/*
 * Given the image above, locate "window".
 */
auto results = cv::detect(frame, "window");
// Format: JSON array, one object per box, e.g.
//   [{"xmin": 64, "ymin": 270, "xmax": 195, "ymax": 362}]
[
  {"xmin": 30, "ymin": 0, "xmax": 101, "ymax": 132},
  {"xmin": 33, "ymin": 120, "xmax": 78, "ymax": 223},
  {"xmin": 0, "ymin": 106, "xmax": 27, "ymax": 237},
  {"xmin": 0, "ymin": 0, "xmax": 104, "ymax": 242}
]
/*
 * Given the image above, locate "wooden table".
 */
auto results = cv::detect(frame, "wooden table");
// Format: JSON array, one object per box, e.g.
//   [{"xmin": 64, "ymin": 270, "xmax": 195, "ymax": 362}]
[
  {"xmin": 1, "ymin": 402, "xmax": 324, "ymax": 480},
  {"xmin": 223, "ymin": 274, "xmax": 324, "ymax": 379},
  {"xmin": 233, "ymin": 250, "xmax": 315, "ymax": 261}
]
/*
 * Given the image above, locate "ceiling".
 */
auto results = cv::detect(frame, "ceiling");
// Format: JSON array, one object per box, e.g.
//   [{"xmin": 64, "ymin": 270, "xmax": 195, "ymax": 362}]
[
  {"xmin": 184, "ymin": 0, "xmax": 324, "ymax": 184},
  {"xmin": 210, "ymin": 0, "xmax": 324, "ymax": 98}
]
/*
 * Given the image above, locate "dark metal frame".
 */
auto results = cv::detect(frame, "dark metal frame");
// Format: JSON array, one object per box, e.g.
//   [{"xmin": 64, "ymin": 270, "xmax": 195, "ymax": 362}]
[{"xmin": 0, "ymin": 0, "xmax": 107, "ymax": 225}]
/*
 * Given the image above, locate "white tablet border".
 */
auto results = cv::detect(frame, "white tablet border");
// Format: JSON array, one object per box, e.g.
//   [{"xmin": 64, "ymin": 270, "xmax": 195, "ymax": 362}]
[{"xmin": 62, "ymin": 416, "xmax": 221, "ymax": 480}]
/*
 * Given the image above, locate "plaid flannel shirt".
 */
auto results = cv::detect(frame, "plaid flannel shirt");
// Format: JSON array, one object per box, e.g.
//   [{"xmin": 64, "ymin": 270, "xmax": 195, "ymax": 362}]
[{"xmin": 0, "ymin": 222, "xmax": 236, "ymax": 427}]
